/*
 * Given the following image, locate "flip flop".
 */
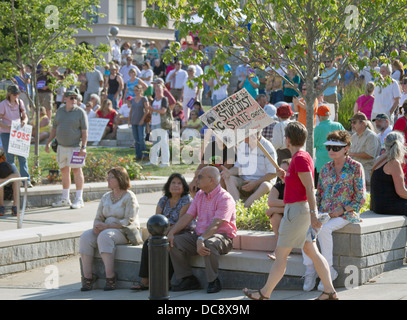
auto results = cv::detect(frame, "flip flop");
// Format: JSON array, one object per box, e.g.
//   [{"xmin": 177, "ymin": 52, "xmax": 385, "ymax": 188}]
[
  {"xmin": 242, "ymin": 288, "xmax": 269, "ymax": 300},
  {"xmin": 131, "ymin": 281, "xmax": 149, "ymax": 291}
]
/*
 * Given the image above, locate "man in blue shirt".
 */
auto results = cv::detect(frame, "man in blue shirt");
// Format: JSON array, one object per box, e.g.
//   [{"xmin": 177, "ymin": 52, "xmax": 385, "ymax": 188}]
[
  {"xmin": 239, "ymin": 67, "xmax": 260, "ymax": 99},
  {"xmin": 314, "ymin": 105, "xmax": 344, "ymax": 186},
  {"xmin": 320, "ymin": 58, "xmax": 340, "ymax": 121}
]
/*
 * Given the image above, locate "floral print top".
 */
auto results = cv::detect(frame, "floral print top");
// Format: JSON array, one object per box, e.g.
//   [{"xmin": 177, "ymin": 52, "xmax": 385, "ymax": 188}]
[{"xmin": 316, "ymin": 157, "xmax": 366, "ymax": 223}]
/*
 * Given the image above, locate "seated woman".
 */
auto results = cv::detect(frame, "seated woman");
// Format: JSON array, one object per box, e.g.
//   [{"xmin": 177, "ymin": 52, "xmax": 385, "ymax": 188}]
[
  {"xmin": 97, "ymin": 99, "xmax": 118, "ymax": 139},
  {"xmin": 265, "ymin": 158, "xmax": 290, "ymax": 260},
  {"xmin": 181, "ymin": 110, "xmax": 202, "ymax": 141},
  {"xmin": 0, "ymin": 161, "xmax": 20, "ymax": 216},
  {"xmin": 79, "ymin": 167, "xmax": 140, "ymax": 291},
  {"xmin": 371, "ymin": 131, "xmax": 407, "ymax": 215},
  {"xmin": 302, "ymin": 130, "xmax": 366, "ymax": 292},
  {"xmin": 131, "ymin": 173, "xmax": 193, "ymax": 291},
  {"xmin": 31, "ymin": 107, "xmax": 50, "ymax": 144}
]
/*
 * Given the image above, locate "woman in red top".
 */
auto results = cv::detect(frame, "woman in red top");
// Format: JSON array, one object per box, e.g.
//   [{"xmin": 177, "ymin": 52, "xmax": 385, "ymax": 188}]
[
  {"xmin": 243, "ymin": 122, "xmax": 338, "ymax": 300},
  {"xmin": 97, "ymin": 99, "xmax": 118, "ymax": 139}
]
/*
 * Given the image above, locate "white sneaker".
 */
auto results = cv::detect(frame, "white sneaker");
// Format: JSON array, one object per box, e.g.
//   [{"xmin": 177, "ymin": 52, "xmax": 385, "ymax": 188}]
[
  {"xmin": 317, "ymin": 267, "xmax": 338, "ymax": 291},
  {"xmin": 302, "ymin": 272, "xmax": 318, "ymax": 292},
  {"xmin": 52, "ymin": 198, "xmax": 72, "ymax": 208},
  {"xmin": 71, "ymin": 198, "xmax": 85, "ymax": 209},
  {"xmin": 159, "ymin": 163, "xmax": 169, "ymax": 168}
]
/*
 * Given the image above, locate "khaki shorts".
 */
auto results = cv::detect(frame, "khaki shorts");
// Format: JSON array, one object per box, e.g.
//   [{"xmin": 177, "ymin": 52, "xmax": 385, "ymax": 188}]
[
  {"xmin": 232, "ymin": 176, "xmax": 270, "ymax": 200},
  {"xmin": 57, "ymin": 146, "xmax": 86, "ymax": 169},
  {"xmin": 277, "ymin": 201, "xmax": 310, "ymax": 249}
]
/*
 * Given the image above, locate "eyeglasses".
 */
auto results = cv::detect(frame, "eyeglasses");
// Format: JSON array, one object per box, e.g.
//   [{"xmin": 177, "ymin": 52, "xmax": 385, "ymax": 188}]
[
  {"xmin": 351, "ymin": 120, "xmax": 360, "ymax": 125},
  {"xmin": 325, "ymin": 145, "xmax": 346, "ymax": 152},
  {"xmin": 197, "ymin": 174, "xmax": 211, "ymax": 180}
]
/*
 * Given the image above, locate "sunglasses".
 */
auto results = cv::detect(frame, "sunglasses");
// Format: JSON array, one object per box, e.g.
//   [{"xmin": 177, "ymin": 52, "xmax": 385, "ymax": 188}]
[
  {"xmin": 69, "ymin": 97, "xmax": 77, "ymax": 101},
  {"xmin": 325, "ymin": 145, "xmax": 346, "ymax": 152}
]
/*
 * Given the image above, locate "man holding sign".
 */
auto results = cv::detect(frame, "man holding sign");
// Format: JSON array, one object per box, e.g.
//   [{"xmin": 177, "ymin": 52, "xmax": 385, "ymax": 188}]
[{"xmin": 45, "ymin": 91, "xmax": 88, "ymax": 209}]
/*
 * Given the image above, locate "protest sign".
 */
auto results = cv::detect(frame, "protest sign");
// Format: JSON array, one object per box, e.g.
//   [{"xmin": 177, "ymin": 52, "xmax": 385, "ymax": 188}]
[
  {"xmin": 87, "ymin": 118, "xmax": 109, "ymax": 142},
  {"xmin": 8, "ymin": 120, "xmax": 32, "ymax": 158},
  {"xmin": 200, "ymin": 88, "xmax": 279, "ymax": 169},
  {"xmin": 70, "ymin": 151, "xmax": 86, "ymax": 165}
]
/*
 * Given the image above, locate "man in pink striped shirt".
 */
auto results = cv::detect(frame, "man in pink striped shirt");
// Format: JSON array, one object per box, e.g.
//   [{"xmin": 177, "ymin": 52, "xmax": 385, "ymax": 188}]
[{"xmin": 168, "ymin": 166, "xmax": 236, "ymax": 294}]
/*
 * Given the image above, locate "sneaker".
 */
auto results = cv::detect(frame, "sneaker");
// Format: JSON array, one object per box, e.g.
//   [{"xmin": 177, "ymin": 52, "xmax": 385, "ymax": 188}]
[
  {"xmin": 52, "ymin": 198, "xmax": 72, "ymax": 208},
  {"xmin": 317, "ymin": 267, "xmax": 338, "ymax": 292},
  {"xmin": 71, "ymin": 198, "xmax": 85, "ymax": 209},
  {"xmin": 302, "ymin": 272, "xmax": 317, "ymax": 292},
  {"xmin": 159, "ymin": 163, "xmax": 169, "ymax": 168}
]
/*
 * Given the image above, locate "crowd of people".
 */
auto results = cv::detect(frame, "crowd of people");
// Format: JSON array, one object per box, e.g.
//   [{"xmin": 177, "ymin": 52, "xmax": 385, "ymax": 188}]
[{"xmin": 2, "ymin": 37, "xmax": 407, "ymax": 299}]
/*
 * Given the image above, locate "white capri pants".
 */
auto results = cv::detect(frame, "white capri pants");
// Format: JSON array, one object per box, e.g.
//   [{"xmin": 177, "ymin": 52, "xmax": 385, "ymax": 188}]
[
  {"xmin": 79, "ymin": 228, "xmax": 128, "ymax": 256},
  {"xmin": 302, "ymin": 217, "xmax": 349, "ymax": 267}
]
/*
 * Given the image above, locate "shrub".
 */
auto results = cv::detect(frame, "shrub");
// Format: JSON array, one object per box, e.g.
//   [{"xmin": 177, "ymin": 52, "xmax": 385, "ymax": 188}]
[
  {"xmin": 236, "ymin": 194, "xmax": 272, "ymax": 231},
  {"xmin": 338, "ymin": 81, "xmax": 365, "ymax": 130}
]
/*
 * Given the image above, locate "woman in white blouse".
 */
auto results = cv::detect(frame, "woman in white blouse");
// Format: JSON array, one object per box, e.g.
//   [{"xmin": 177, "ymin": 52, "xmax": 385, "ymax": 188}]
[{"xmin": 79, "ymin": 167, "xmax": 140, "ymax": 291}]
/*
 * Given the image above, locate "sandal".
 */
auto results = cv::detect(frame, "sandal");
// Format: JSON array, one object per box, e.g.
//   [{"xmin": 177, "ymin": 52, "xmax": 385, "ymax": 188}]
[
  {"xmin": 131, "ymin": 281, "xmax": 149, "ymax": 291},
  {"xmin": 242, "ymin": 288, "xmax": 269, "ymax": 300},
  {"xmin": 81, "ymin": 274, "xmax": 98, "ymax": 291},
  {"xmin": 315, "ymin": 291, "xmax": 339, "ymax": 300},
  {"xmin": 11, "ymin": 206, "xmax": 17, "ymax": 217},
  {"xmin": 104, "ymin": 275, "xmax": 117, "ymax": 291}
]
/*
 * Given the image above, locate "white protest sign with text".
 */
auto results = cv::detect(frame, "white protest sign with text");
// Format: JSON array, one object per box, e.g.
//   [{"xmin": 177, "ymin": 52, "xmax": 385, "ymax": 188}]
[
  {"xmin": 8, "ymin": 120, "xmax": 32, "ymax": 158},
  {"xmin": 200, "ymin": 88, "xmax": 273, "ymax": 148},
  {"xmin": 87, "ymin": 118, "xmax": 109, "ymax": 142}
]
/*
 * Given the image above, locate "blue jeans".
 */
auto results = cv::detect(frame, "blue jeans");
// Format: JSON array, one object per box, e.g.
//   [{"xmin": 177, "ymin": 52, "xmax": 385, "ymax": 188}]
[
  {"xmin": 107, "ymin": 93, "xmax": 119, "ymax": 110},
  {"xmin": 132, "ymin": 124, "xmax": 146, "ymax": 159},
  {"xmin": 0, "ymin": 133, "xmax": 30, "ymax": 183}
]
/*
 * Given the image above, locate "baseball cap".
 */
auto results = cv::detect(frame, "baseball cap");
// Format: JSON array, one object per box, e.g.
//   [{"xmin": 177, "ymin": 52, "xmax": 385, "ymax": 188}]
[
  {"xmin": 316, "ymin": 105, "xmax": 330, "ymax": 117},
  {"xmin": 7, "ymin": 84, "xmax": 21, "ymax": 95},
  {"xmin": 372, "ymin": 113, "xmax": 389, "ymax": 121},
  {"xmin": 64, "ymin": 91, "xmax": 78, "ymax": 97}
]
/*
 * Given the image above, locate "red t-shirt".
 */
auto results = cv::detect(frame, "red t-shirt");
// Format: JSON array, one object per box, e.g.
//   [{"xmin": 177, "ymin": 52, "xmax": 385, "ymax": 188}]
[
  {"xmin": 97, "ymin": 109, "xmax": 117, "ymax": 128},
  {"xmin": 283, "ymin": 150, "xmax": 314, "ymax": 204},
  {"xmin": 393, "ymin": 116, "xmax": 407, "ymax": 141}
]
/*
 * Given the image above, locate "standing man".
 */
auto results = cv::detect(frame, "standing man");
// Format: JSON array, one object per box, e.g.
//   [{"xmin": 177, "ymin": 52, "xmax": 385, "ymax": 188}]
[
  {"xmin": 165, "ymin": 60, "xmax": 188, "ymax": 101},
  {"xmin": 371, "ymin": 64, "xmax": 401, "ymax": 124},
  {"xmin": 111, "ymin": 38, "xmax": 121, "ymax": 64},
  {"xmin": 320, "ymin": 58, "xmax": 340, "ymax": 121},
  {"xmin": 313, "ymin": 105, "xmax": 345, "ymax": 186},
  {"xmin": 168, "ymin": 166, "xmax": 236, "ymax": 294},
  {"xmin": 45, "ymin": 91, "xmax": 88, "ymax": 209},
  {"xmin": 84, "ymin": 66, "xmax": 104, "ymax": 104}
]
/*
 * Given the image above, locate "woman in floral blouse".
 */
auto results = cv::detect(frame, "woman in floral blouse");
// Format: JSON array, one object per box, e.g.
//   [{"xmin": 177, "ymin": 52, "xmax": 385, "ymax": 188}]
[{"xmin": 302, "ymin": 130, "xmax": 366, "ymax": 292}]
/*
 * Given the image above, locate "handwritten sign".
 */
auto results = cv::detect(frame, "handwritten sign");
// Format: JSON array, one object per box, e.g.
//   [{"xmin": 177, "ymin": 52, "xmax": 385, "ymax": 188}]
[
  {"xmin": 8, "ymin": 121, "xmax": 32, "ymax": 158},
  {"xmin": 87, "ymin": 118, "xmax": 109, "ymax": 142},
  {"xmin": 200, "ymin": 88, "xmax": 273, "ymax": 148}
]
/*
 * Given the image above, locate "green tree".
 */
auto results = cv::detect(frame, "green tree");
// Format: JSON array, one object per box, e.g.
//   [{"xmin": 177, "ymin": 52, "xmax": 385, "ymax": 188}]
[
  {"xmin": 146, "ymin": 0, "xmax": 407, "ymax": 156},
  {"xmin": 0, "ymin": 0, "xmax": 108, "ymax": 170}
]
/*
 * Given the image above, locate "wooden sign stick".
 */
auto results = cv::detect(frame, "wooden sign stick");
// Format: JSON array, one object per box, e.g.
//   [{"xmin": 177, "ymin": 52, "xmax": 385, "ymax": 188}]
[{"xmin": 256, "ymin": 139, "xmax": 280, "ymax": 170}]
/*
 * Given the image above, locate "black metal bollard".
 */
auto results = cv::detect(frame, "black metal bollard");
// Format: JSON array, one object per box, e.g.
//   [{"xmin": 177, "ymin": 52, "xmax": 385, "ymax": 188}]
[{"xmin": 147, "ymin": 214, "xmax": 170, "ymax": 300}]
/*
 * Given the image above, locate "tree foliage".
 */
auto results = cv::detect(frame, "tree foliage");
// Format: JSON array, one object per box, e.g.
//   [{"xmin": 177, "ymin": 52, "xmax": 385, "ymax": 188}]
[
  {"xmin": 0, "ymin": 0, "xmax": 108, "ymax": 165},
  {"xmin": 146, "ymin": 0, "xmax": 407, "ymax": 155}
]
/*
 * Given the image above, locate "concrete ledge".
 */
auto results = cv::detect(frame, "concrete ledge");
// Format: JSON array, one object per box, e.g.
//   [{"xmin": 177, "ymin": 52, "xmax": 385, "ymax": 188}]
[
  {"xmin": 22, "ymin": 178, "xmax": 168, "ymax": 208},
  {"xmin": 0, "ymin": 209, "xmax": 405, "ymax": 290}
]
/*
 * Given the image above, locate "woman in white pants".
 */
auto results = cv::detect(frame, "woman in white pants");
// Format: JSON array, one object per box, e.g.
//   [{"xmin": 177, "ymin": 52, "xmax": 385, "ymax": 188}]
[
  {"xmin": 79, "ymin": 167, "xmax": 140, "ymax": 291},
  {"xmin": 302, "ymin": 130, "xmax": 366, "ymax": 291}
]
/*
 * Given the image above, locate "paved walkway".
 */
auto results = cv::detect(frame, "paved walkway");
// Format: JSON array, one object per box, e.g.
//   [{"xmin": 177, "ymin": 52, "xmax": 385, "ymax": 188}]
[{"xmin": 0, "ymin": 182, "xmax": 405, "ymax": 300}]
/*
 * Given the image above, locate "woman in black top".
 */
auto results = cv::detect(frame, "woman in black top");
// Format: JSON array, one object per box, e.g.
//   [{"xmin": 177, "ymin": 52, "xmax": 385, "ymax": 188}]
[
  {"xmin": 371, "ymin": 131, "xmax": 407, "ymax": 215},
  {"xmin": 106, "ymin": 65, "xmax": 123, "ymax": 110}
]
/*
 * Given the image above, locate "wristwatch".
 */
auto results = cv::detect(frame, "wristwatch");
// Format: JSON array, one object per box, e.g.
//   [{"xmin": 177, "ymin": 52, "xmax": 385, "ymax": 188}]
[
  {"xmin": 197, "ymin": 236, "xmax": 205, "ymax": 242},
  {"xmin": 81, "ymin": 145, "xmax": 86, "ymax": 150}
]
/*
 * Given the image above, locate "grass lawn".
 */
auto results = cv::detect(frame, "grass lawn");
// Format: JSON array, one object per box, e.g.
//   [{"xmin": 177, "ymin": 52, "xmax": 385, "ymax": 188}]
[{"xmin": 27, "ymin": 145, "xmax": 197, "ymax": 181}]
